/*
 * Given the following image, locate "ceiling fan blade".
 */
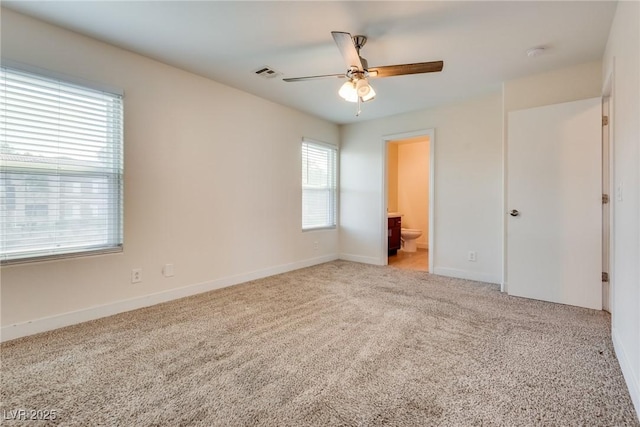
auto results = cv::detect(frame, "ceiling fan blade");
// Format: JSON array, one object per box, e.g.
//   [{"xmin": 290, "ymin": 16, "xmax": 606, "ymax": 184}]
[
  {"xmin": 331, "ymin": 31, "xmax": 363, "ymax": 71},
  {"xmin": 369, "ymin": 61, "xmax": 444, "ymax": 78},
  {"xmin": 283, "ymin": 73, "xmax": 346, "ymax": 82}
]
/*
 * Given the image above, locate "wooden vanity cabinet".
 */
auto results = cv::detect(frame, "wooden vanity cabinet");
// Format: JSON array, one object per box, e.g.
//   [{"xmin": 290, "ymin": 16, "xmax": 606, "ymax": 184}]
[{"xmin": 388, "ymin": 217, "xmax": 401, "ymax": 255}]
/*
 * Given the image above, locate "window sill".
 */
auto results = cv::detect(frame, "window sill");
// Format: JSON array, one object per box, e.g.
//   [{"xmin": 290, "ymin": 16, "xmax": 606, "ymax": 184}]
[
  {"xmin": 302, "ymin": 226, "xmax": 337, "ymax": 232},
  {"xmin": 1, "ymin": 246, "xmax": 123, "ymax": 267}
]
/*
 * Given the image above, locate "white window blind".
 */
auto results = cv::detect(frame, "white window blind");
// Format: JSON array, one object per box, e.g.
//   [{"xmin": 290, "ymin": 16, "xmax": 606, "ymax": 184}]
[
  {"xmin": 1, "ymin": 66, "xmax": 124, "ymax": 263},
  {"xmin": 302, "ymin": 139, "xmax": 337, "ymax": 230}
]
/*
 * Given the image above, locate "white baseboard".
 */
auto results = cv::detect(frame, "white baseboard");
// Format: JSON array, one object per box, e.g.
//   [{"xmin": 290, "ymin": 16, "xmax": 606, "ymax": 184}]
[
  {"xmin": 1, "ymin": 254, "xmax": 339, "ymax": 343},
  {"xmin": 612, "ymin": 327, "xmax": 640, "ymax": 421},
  {"xmin": 432, "ymin": 267, "xmax": 501, "ymax": 285},
  {"xmin": 339, "ymin": 253, "xmax": 384, "ymax": 266}
]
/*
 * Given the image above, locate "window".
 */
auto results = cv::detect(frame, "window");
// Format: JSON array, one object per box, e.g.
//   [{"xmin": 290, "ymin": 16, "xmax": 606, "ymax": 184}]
[
  {"xmin": 1, "ymin": 66, "xmax": 123, "ymax": 263},
  {"xmin": 301, "ymin": 139, "xmax": 337, "ymax": 230}
]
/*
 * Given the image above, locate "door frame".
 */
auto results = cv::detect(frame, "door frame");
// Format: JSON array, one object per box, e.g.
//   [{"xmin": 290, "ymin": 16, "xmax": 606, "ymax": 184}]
[
  {"xmin": 602, "ymin": 68, "xmax": 615, "ymax": 313},
  {"xmin": 381, "ymin": 128, "xmax": 435, "ymax": 272}
]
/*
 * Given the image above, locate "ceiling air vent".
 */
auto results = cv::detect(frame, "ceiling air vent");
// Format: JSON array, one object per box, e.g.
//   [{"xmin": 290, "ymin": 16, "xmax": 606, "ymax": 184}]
[{"xmin": 254, "ymin": 66, "xmax": 281, "ymax": 79}]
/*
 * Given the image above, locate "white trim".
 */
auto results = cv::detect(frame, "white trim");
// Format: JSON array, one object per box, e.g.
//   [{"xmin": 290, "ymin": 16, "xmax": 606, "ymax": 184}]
[
  {"xmin": 601, "ymin": 94, "xmax": 611, "ymax": 313},
  {"xmin": 382, "ymin": 129, "xmax": 435, "ymax": 272},
  {"xmin": 433, "ymin": 267, "xmax": 501, "ymax": 285},
  {"xmin": 1, "ymin": 246, "xmax": 123, "ymax": 267},
  {"xmin": 501, "ymin": 82, "xmax": 508, "ymax": 293},
  {"xmin": 302, "ymin": 225, "xmax": 337, "ymax": 232},
  {"xmin": 612, "ymin": 327, "xmax": 640, "ymax": 421},
  {"xmin": 339, "ymin": 253, "xmax": 383, "ymax": 265},
  {"xmin": 602, "ymin": 64, "xmax": 615, "ymax": 316},
  {"xmin": 0, "ymin": 254, "xmax": 338, "ymax": 343}
]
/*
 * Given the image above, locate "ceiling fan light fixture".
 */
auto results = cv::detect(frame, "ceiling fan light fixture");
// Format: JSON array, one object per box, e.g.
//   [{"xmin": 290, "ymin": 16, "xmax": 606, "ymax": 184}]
[
  {"xmin": 355, "ymin": 78, "xmax": 371, "ymax": 97},
  {"xmin": 286, "ymin": 31, "xmax": 444, "ymax": 116},
  {"xmin": 338, "ymin": 79, "xmax": 376, "ymax": 103},
  {"xmin": 361, "ymin": 84, "xmax": 376, "ymax": 102},
  {"xmin": 339, "ymin": 80, "xmax": 358, "ymax": 102}
]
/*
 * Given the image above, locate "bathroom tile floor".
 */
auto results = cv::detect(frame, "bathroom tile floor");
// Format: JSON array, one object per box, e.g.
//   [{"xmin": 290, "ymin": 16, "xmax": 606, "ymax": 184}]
[{"xmin": 388, "ymin": 248, "xmax": 428, "ymax": 271}]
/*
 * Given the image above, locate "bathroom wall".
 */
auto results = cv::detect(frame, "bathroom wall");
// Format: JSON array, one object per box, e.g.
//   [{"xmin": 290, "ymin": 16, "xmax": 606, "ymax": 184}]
[
  {"xmin": 387, "ymin": 144, "xmax": 399, "ymax": 213},
  {"xmin": 396, "ymin": 138, "xmax": 429, "ymax": 249}
]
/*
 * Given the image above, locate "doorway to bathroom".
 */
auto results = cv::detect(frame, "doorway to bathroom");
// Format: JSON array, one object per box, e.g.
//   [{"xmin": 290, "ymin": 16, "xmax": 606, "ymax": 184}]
[{"xmin": 383, "ymin": 129, "xmax": 435, "ymax": 272}]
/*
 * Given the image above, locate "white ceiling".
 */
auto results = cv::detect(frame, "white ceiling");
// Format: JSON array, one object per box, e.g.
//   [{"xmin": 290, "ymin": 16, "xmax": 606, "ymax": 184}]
[{"xmin": 3, "ymin": 1, "xmax": 616, "ymax": 124}]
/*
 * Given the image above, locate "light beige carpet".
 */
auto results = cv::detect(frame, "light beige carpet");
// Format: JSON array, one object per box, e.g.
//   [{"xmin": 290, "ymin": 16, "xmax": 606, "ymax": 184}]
[{"xmin": 1, "ymin": 261, "xmax": 638, "ymax": 426}]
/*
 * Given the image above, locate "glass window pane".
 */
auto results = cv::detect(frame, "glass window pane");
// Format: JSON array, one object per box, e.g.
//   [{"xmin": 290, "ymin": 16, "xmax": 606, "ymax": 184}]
[
  {"xmin": 1, "ymin": 67, "xmax": 123, "ymax": 262},
  {"xmin": 302, "ymin": 140, "xmax": 337, "ymax": 230}
]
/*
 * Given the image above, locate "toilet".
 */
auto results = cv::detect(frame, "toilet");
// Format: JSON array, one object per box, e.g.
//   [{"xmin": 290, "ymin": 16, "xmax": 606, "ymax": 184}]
[{"xmin": 401, "ymin": 228, "xmax": 422, "ymax": 252}]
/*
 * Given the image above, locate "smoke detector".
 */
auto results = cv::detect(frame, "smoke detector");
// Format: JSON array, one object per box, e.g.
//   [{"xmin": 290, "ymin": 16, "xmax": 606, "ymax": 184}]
[{"xmin": 526, "ymin": 47, "xmax": 546, "ymax": 57}]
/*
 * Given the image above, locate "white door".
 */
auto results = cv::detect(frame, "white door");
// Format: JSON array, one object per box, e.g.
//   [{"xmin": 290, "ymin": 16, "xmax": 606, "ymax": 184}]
[{"xmin": 507, "ymin": 97, "xmax": 602, "ymax": 310}]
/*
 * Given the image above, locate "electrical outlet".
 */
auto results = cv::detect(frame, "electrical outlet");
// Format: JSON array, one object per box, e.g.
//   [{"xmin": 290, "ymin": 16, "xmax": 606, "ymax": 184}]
[
  {"xmin": 131, "ymin": 268, "xmax": 142, "ymax": 283},
  {"xmin": 468, "ymin": 251, "xmax": 477, "ymax": 262},
  {"xmin": 163, "ymin": 264, "xmax": 175, "ymax": 277},
  {"xmin": 313, "ymin": 241, "xmax": 319, "ymax": 251}
]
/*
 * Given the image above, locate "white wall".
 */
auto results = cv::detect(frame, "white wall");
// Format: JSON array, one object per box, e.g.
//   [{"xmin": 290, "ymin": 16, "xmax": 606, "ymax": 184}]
[
  {"xmin": 340, "ymin": 93, "xmax": 503, "ymax": 284},
  {"xmin": 603, "ymin": 1, "xmax": 640, "ymax": 418},
  {"xmin": 504, "ymin": 61, "xmax": 603, "ymax": 112},
  {"xmin": 0, "ymin": 9, "xmax": 339, "ymax": 340},
  {"xmin": 387, "ymin": 144, "xmax": 399, "ymax": 213},
  {"xmin": 396, "ymin": 139, "xmax": 429, "ymax": 248}
]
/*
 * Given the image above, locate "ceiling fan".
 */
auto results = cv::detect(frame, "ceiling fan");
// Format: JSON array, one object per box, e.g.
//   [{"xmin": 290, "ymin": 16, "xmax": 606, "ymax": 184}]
[{"xmin": 284, "ymin": 31, "xmax": 444, "ymax": 115}]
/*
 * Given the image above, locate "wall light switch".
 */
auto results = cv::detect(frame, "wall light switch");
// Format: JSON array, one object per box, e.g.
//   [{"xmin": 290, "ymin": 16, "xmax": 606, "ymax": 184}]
[{"xmin": 617, "ymin": 181, "xmax": 623, "ymax": 202}]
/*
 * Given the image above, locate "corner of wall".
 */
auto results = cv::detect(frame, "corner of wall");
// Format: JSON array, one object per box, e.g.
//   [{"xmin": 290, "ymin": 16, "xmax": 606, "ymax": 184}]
[{"xmin": 613, "ymin": 327, "xmax": 640, "ymax": 420}]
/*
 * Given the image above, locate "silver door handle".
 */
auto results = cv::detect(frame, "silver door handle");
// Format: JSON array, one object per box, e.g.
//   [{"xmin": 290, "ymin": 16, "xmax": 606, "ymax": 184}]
[{"xmin": 509, "ymin": 209, "xmax": 520, "ymax": 217}]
